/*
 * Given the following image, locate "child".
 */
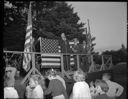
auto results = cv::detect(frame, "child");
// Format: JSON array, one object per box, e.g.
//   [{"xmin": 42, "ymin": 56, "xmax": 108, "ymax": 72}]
[
  {"xmin": 94, "ymin": 79, "xmax": 110, "ymax": 99},
  {"xmin": 44, "ymin": 69, "xmax": 68, "ymax": 99},
  {"xmin": 89, "ymin": 81, "xmax": 97, "ymax": 99},
  {"xmin": 25, "ymin": 74, "xmax": 44, "ymax": 99},
  {"xmin": 4, "ymin": 78, "xmax": 19, "ymax": 99},
  {"xmin": 89, "ymin": 81, "xmax": 96, "ymax": 94},
  {"xmin": 102, "ymin": 73, "xmax": 124, "ymax": 99},
  {"xmin": 71, "ymin": 70, "xmax": 91, "ymax": 99}
]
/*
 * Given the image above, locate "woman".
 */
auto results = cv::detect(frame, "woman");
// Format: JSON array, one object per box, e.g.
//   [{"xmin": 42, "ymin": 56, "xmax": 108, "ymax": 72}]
[
  {"xmin": 71, "ymin": 69, "xmax": 91, "ymax": 99},
  {"xmin": 44, "ymin": 69, "xmax": 68, "ymax": 99}
]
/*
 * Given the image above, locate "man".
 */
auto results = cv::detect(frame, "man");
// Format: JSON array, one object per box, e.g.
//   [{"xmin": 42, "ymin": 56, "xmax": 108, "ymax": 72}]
[
  {"xmin": 71, "ymin": 38, "xmax": 81, "ymax": 70},
  {"xmin": 59, "ymin": 33, "xmax": 72, "ymax": 71},
  {"xmin": 80, "ymin": 40, "xmax": 90, "ymax": 72},
  {"xmin": 102, "ymin": 73, "xmax": 124, "ymax": 99}
]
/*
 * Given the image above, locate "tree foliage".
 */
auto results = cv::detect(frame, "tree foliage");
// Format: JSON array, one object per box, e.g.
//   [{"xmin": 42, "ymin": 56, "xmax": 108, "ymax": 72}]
[
  {"xmin": 101, "ymin": 44, "xmax": 127, "ymax": 65},
  {"xmin": 34, "ymin": 2, "xmax": 85, "ymax": 39},
  {"xmin": 4, "ymin": 1, "xmax": 95, "ymax": 52}
]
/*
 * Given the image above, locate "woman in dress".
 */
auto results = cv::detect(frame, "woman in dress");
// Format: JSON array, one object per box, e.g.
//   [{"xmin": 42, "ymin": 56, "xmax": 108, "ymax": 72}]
[
  {"xmin": 70, "ymin": 69, "xmax": 91, "ymax": 99},
  {"xmin": 44, "ymin": 69, "xmax": 68, "ymax": 99}
]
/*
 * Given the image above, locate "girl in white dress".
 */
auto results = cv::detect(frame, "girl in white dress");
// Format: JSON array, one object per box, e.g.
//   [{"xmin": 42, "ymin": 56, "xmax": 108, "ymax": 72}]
[
  {"xmin": 70, "ymin": 70, "xmax": 91, "ymax": 99},
  {"xmin": 25, "ymin": 74, "xmax": 44, "ymax": 99}
]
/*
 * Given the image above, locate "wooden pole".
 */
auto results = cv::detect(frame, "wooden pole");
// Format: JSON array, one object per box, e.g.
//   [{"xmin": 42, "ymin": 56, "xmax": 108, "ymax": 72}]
[
  {"xmin": 88, "ymin": 55, "xmax": 94, "ymax": 73},
  {"xmin": 100, "ymin": 55, "xmax": 105, "ymax": 71},
  {"xmin": 76, "ymin": 55, "xmax": 80, "ymax": 70},
  {"xmin": 32, "ymin": 53, "xmax": 35, "ymax": 74},
  {"xmin": 61, "ymin": 54, "xmax": 64, "ymax": 77}
]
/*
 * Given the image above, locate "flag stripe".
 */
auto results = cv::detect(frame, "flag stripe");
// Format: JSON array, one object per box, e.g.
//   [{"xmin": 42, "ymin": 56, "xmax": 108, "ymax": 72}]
[
  {"xmin": 42, "ymin": 58, "xmax": 61, "ymax": 61},
  {"xmin": 70, "ymin": 62, "xmax": 75, "ymax": 65},
  {"xmin": 26, "ymin": 25, "xmax": 32, "ymax": 30},
  {"xmin": 41, "ymin": 60, "xmax": 60, "ymax": 64},
  {"xmin": 41, "ymin": 54, "xmax": 61, "ymax": 57},
  {"xmin": 25, "ymin": 31, "xmax": 32, "ymax": 40},
  {"xmin": 70, "ymin": 58, "xmax": 74, "ymax": 61},
  {"xmin": 41, "ymin": 63, "xmax": 61, "ymax": 66}
]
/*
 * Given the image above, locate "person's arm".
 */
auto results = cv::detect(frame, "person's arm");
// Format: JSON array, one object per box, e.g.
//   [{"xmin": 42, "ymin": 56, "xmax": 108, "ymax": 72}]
[
  {"xmin": 44, "ymin": 80, "xmax": 53, "ymax": 95},
  {"xmin": 72, "ymin": 84, "xmax": 80, "ymax": 99},
  {"xmin": 115, "ymin": 83, "xmax": 124, "ymax": 97},
  {"xmin": 62, "ymin": 88, "xmax": 68, "ymax": 99}
]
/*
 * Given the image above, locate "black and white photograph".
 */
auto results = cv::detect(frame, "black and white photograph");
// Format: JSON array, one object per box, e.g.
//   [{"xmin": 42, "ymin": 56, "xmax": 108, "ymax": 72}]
[{"xmin": 3, "ymin": 1, "xmax": 127, "ymax": 99}]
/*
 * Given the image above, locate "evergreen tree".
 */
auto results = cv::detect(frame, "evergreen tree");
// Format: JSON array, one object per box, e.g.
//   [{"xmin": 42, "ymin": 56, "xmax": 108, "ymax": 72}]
[
  {"xmin": 4, "ymin": 1, "xmax": 86, "ymax": 50},
  {"xmin": 4, "ymin": 1, "xmax": 97, "ymax": 53},
  {"xmin": 34, "ymin": 2, "xmax": 85, "ymax": 39}
]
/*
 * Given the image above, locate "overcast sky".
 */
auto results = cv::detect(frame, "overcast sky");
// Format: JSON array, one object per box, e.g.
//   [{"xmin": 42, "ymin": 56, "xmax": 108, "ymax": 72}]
[{"xmin": 67, "ymin": 2, "xmax": 127, "ymax": 53}]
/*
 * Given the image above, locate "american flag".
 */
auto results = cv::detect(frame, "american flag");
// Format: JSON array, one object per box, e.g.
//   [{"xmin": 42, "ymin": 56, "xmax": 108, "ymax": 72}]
[
  {"xmin": 40, "ymin": 38, "xmax": 75, "ymax": 68},
  {"xmin": 40, "ymin": 38, "xmax": 61, "ymax": 67},
  {"xmin": 23, "ymin": 2, "xmax": 32, "ymax": 72}
]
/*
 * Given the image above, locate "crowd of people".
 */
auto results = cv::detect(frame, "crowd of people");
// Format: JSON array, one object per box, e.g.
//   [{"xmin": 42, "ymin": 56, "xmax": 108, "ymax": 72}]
[{"xmin": 4, "ymin": 63, "xmax": 124, "ymax": 99}]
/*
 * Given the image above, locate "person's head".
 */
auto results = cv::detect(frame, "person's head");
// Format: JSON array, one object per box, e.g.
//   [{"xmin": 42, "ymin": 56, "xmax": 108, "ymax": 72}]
[
  {"xmin": 73, "ymin": 38, "xmax": 79, "ymax": 45},
  {"xmin": 46, "ymin": 69, "xmax": 57, "ymax": 80},
  {"xmin": 89, "ymin": 81, "xmax": 94, "ymax": 87},
  {"xmin": 83, "ymin": 40, "xmax": 86, "ymax": 45},
  {"xmin": 4, "ymin": 78, "xmax": 15, "ymax": 87},
  {"xmin": 73, "ymin": 70, "xmax": 86, "ymax": 82},
  {"xmin": 61, "ymin": 33, "xmax": 66, "ymax": 41},
  {"xmin": 56, "ymin": 70, "xmax": 63, "ymax": 78},
  {"xmin": 14, "ymin": 70, "xmax": 20, "ymax": 80},
  {"xmin": 5, "ymin": 65, "xmax": 13, "ymax": 79},
  {"xmin": 29, "ymin": 74, "xmax": 40, "ymax": 88},
  {"xmin": 5, "ymin": 70, "xmax": 12, "ymax": 79},
  {"xmin": 95, "ymin": 79, "xmax": 109, "ymax": 93},
  {"xmin": 102, "ymin": 73, "xmax": 111, "ymax": 81}
]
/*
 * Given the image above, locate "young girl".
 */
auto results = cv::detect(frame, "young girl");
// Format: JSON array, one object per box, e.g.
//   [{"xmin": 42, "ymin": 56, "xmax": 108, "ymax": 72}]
[
  {"xmin": 44, "ymin": 69, "xmax": 68, "ymax": 99},
  {"xmin": 89, "ymin": 81, "xmax": 97, "ymax": 99},
  {"xmin": 71, "ymin": 70, "xmax": 91, "ymax": 99},
  {"xmin": 25, "ymin": 74, "xmax": 44, "ymax": 99},
  {"xmin": 94, "ymin": 79, "xmax": 110, "ymax": 99}
]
